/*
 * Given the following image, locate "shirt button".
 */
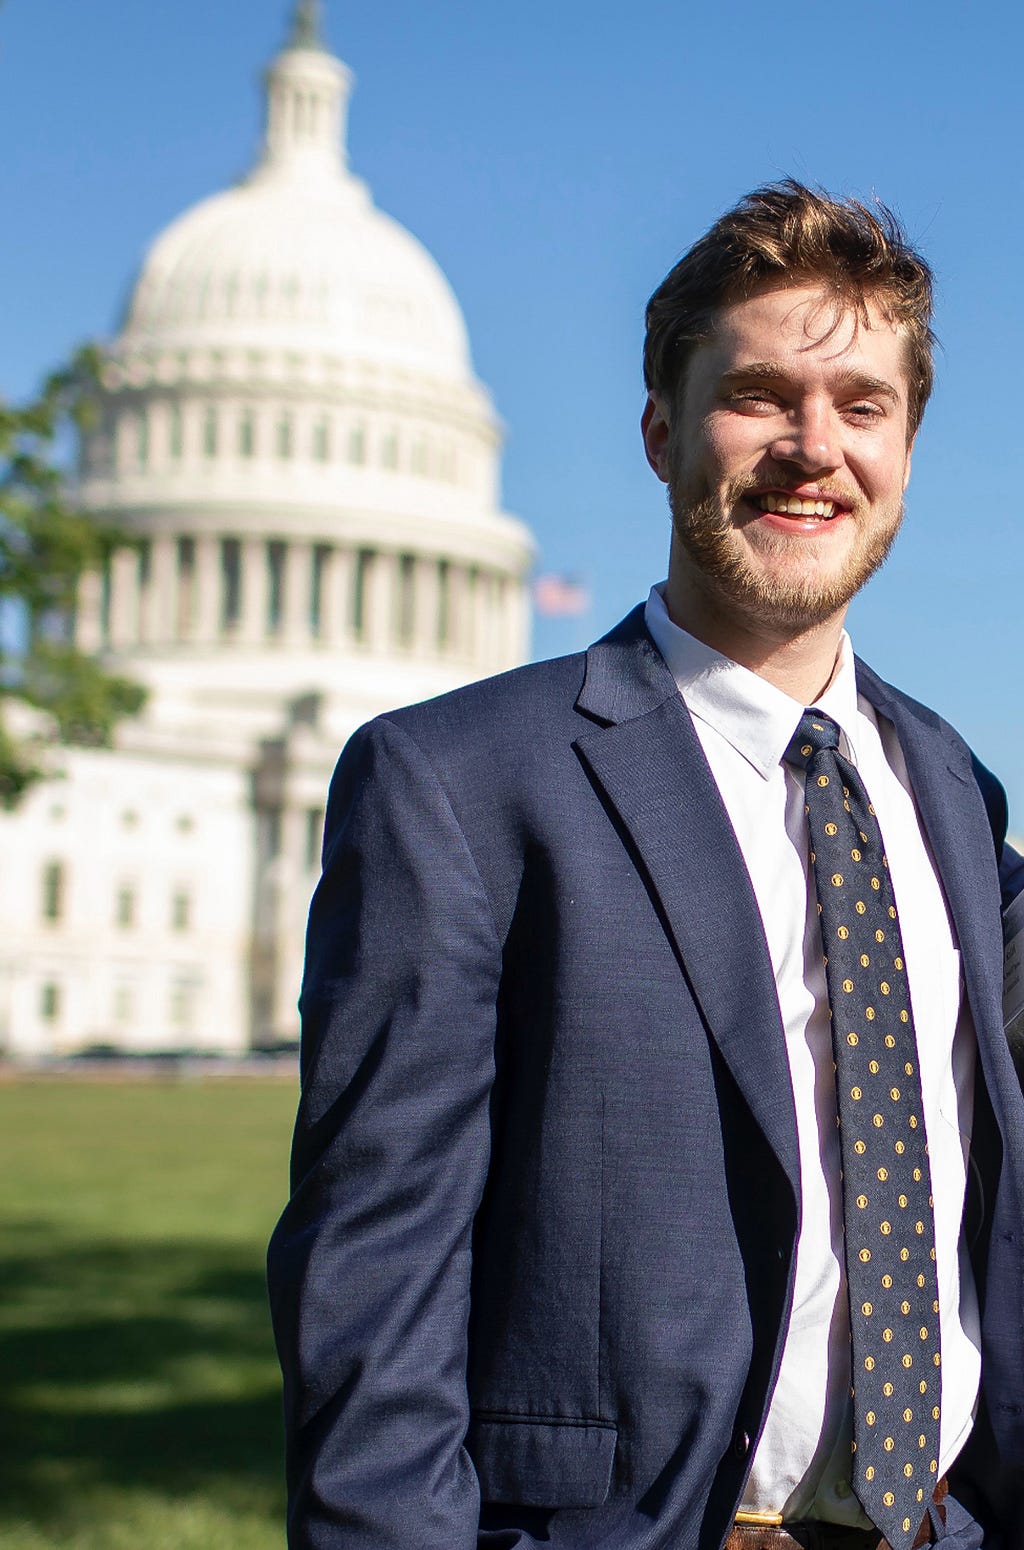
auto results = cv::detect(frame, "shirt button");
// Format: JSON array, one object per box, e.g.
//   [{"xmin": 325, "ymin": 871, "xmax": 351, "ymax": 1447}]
[{"xmin": 732, "ymin": 1428, "xmax": 751, "ymax": 1460}]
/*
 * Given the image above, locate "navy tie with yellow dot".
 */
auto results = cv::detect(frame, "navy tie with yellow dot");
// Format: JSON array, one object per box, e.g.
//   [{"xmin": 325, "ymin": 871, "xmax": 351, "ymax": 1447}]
[{"xmin": 785, "ymin": 711, "xmax": 941, "ymax": 1550}]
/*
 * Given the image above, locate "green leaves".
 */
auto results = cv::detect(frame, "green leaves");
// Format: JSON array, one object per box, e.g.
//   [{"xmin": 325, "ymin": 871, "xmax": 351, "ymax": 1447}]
[{"xmin": 0, "ymin": 346, "xmax": 145, "ymax": 805}]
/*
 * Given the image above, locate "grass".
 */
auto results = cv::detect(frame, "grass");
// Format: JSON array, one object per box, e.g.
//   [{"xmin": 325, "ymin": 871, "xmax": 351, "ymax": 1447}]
[{"xmin": 0, "ymin": 1076, "xmax": 298, "ymax": 1549}]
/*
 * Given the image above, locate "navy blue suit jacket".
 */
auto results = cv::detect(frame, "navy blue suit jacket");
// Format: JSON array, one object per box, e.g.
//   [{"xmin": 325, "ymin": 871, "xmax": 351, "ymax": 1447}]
[{"xmin": 268, "ymin": 608, "xmax": 1024, "ymax": 1549}]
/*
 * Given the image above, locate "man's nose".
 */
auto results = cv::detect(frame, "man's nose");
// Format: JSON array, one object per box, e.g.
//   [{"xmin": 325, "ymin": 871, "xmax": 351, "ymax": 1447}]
[{"xmin": 769, "ymin": 403, "xmax": 842, "ymax": 475}]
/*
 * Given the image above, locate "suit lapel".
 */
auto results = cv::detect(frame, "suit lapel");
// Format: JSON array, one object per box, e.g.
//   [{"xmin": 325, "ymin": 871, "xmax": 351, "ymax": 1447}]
[{"xmin": 575, "ymin": 612, "xmax": 801, "ymax": 1191}]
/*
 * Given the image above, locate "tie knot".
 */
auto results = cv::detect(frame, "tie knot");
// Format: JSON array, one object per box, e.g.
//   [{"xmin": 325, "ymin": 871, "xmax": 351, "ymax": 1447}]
[{"xmin": 785, "ymin": 709, "xmax": 840, "ymax": 768}]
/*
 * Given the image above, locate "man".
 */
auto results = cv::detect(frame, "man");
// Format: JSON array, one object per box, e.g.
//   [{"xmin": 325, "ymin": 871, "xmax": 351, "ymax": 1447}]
[{"xmin": 268, "ymin": 181, "xmax": 1024, "ymax": 1550}]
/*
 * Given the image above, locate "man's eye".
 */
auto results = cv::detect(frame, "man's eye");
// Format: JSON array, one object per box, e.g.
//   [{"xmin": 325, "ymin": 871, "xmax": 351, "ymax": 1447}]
[
  {"xmin": 845, "ymin": 401, "xmax": 884, "ymax": 420},
  {"xmin": 729, "ymin": 390, "xmax": 779, "ymax": 409}
]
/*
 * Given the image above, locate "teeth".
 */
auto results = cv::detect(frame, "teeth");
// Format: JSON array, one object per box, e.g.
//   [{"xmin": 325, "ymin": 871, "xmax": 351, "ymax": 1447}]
[{"xmin": 756, "ymin": 494, "xmax": 837, "ymax": 519}]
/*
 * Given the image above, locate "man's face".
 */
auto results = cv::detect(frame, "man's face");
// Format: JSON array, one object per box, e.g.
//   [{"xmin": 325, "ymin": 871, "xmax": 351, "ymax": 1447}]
[{"xmin": 643, "ymin": 283, "xmax": 915, "ymax": 637}]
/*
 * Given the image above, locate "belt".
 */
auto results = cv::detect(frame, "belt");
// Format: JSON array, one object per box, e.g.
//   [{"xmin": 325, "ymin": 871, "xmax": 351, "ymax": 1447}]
[{"xmin": 725, "ymin": 1478, "xmax": 948, "ymax": 1550}]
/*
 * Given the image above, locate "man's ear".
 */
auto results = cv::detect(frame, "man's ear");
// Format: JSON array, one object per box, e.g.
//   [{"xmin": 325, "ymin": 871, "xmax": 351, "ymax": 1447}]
[
  {"xmin": 902, "ymin": 432, "xmax": 915, "ymax": 492},
  {"xmin": 641, "ymin": 394, "xmax": 672, "ymax": 484}
]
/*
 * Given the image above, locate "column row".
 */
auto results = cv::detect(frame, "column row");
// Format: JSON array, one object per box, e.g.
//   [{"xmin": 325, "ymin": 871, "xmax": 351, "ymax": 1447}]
[{"xmin": 76, "ymin": 536, "xmax": 523, "ymax": 669}]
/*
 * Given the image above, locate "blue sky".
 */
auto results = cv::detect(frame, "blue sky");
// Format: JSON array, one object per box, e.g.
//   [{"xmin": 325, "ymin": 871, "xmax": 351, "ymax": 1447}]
[{"xmin": 4, "ymin": 0, "xmax": 1024, "ymax": 820}]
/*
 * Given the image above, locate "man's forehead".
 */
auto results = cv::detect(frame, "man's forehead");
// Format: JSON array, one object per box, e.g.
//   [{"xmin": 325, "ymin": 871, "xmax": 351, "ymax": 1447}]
[{"xmin": 696, "ymin": 282, "xmax": 911, "ymax": 387}]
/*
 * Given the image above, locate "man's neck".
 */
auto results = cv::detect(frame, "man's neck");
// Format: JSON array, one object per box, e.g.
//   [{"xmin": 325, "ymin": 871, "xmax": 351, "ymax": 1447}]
[{"xmin": 664, "ymin": 575, "xmax": 848, "ymax": 706}]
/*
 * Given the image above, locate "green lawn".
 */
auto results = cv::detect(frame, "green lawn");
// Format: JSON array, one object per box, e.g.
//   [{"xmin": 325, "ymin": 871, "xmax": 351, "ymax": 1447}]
[{"xmin": 0, "ymin": 1076, "xmax": 298, "ymax": 1549}]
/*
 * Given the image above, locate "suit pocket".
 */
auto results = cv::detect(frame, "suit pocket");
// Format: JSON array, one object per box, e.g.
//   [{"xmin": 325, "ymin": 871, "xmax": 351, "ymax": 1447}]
[{"xmin": 467, "ymin": 1413, "xmax": 617, "ymax": 1508}]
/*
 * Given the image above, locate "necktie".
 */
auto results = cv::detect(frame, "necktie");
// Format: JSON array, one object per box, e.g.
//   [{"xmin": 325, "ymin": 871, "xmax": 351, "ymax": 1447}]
[{"xmin": 785, "ymin": 710, "xmax": 941, "ymax": 1550}]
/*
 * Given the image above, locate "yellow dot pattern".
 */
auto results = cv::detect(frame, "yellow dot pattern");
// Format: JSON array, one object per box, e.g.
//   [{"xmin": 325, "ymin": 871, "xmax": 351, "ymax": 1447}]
[{"xmin": 785, "ymin": 708, "xmax": 940, "ymax": 1549}]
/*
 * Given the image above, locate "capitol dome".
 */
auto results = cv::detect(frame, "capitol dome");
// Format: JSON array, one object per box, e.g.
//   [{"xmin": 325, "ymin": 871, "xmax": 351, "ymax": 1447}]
[
  {"xmin": 121, "ymin": 60, "xmax": 474, "ymax": 385},
  {"xmin": 75, "ymin": 0, "xmax": 534, "ymax": 737}
]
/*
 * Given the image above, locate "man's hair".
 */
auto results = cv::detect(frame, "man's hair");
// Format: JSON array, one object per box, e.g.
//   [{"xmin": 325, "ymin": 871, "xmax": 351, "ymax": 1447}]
[{"xmin": 643, "ymin": 179, "xmax": 935, "ymax": 435}]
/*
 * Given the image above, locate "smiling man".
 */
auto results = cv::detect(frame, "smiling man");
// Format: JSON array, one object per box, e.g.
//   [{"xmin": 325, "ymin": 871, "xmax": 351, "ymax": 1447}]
[{"xmin": 268, "ymin": 181, "xmax": 1024, "ymax": 1550}]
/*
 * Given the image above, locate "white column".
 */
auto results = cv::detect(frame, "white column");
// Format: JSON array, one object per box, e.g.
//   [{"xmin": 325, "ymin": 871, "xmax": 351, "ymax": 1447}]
[
  {"xmin": 139, "ymin": 535, "xmax": 175, "ymax": 644},
  {"xmin": 239, "ymin": 539, "xmax": 269, "ymax": 645},
  {"xmin": 364, "ymin": 550, "xmax": 395, "ymax": 652},
  {"xmin": 505, "ymin": 576, "xmax": 530, "ymax": 668},
  {"xmin": 283, "ymin": 541, "xmax": 314, "ymax": 646},
  {"xmin": 413, "ymin": 555, "xmax": 440, "ymax": 657},
  {"xmin": 271, "ymin": 802, "xmax": 307, "ymax": 1041},
  {"xmin": 471, "ymin": 569, "xmax": 491, "ymax": 672},
  {"xmin": 108, "ymin": 547, "xmax": 139, "ymax": 648},
  {"xmin": 193, "ymin": 535, "xmax": 221, "ymax": 644},
  {"xmin": 320, "ymin": 546, "xmax": 355, "ymax": 646},
  {"xmin": 74, "ymin": 571, "xmax": 103, "ymax": 653}
]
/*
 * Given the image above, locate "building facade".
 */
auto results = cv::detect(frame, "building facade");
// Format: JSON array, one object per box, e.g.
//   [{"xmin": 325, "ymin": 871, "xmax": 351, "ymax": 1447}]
[{"xmin": 1, "ymin": 3, "xmax": 533, "ymax": 1058}]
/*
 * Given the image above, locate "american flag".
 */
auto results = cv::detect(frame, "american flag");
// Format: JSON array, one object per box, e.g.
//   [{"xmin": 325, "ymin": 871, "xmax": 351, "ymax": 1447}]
[{"xmin": 532, "ymin": 573, "xmax": 590, "ymax": 617}]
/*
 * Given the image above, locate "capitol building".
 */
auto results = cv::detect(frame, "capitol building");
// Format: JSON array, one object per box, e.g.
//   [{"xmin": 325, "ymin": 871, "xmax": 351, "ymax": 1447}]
[{"xmin": 1, "ymin": 2, "xmax": 534, "ymax": 1058}]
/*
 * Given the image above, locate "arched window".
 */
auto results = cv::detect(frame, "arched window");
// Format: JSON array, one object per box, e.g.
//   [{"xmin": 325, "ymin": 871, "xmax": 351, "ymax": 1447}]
[
  {"xmin": 239, "ymin": 410, "xmax": 256, "ymax": 458},
  {"xmin": 312, "ymin": 420, "xmax": 330, "ymax": 462},
  {"xmin": 349, "ymin": 425, "xmax": 366, "ymax": 465},
  {"xmin": 169, "ymin": 404, "xmax": 184, "ymax": 460},
  {"xmin": 277, "ymin": 415, "xmax": 293, "ymax": 459},
  {"xmin": 203, "ymin": 407, "xmax": 218, "ymax": 458}
]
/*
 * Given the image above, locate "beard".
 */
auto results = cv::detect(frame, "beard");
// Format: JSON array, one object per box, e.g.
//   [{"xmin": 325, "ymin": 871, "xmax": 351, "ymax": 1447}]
[{"xmin": 667, "ymin": 467, "xmax": 904, "ymax": 635}]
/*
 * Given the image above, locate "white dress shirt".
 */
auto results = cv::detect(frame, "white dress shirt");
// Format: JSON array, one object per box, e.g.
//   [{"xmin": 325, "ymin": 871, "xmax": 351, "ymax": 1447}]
[{"xmin": 644, "ymin": 585, "xmax": 982, "ymax": 1525}]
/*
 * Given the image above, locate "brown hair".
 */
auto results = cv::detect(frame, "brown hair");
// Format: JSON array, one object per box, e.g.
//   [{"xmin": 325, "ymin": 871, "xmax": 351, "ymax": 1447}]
[{"xmin": 643, "ymin": 179, "xmax": 935, "ymax": 435}]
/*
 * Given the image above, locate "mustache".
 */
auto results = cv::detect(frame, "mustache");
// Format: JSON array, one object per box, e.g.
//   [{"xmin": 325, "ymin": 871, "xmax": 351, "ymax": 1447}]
[{"xmin": 725, "ymin": 470, "xmax": 861, "ymax": 512}]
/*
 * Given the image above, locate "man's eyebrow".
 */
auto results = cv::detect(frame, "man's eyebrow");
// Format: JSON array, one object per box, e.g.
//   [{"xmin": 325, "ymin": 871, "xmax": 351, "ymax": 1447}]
[{"xmin": 718, "ymin": 362, "xmax": 903, "ymax": 405}]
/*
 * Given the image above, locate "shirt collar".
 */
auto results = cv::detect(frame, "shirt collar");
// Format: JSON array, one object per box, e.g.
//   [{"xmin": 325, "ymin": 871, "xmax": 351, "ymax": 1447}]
[{"xmin": 644, "ymin": 583, "xmax": 862, "ymax": 780}]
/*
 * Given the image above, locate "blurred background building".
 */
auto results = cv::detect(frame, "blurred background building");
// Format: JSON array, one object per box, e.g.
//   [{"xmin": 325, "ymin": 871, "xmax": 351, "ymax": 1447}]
[{"xmin": 0, "ymin": 1, "xmax": 534, "ymax": 1059}]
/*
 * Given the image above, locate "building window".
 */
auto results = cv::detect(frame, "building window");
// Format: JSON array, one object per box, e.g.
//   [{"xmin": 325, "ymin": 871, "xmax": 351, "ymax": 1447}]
[
  {"xmin": 41, "ymin": 861, "xmax": 64, "ymax": 923},
  {"xmin": 136, "ymin": 411, "xmax": 149, "ymax": 469},
  {"xmin": 411, "ymin": 440, "xmax": 428, "ymax": 475},
  {"xmin": 40, "ymin": 982, "xmax": 61, "ymax": 1022},
  {"xmin": 239, "ymin": 410, "xmax": 256, "ymax": 458},
  {"xmin": 115, "ymin": 886, "xmax": 136, "ymax": 929},
  {"xmin": 221, "ymin": 538, "xmax": 241, "ymax": 630},
  {"xmin": 311, "ymin": 545, "xmax": 329, "ymax": 638},
  {"xmin": 305, "ymin": 807, "xmax": 324, "ymax": 871},
  {"xmin": 267, "ymin": 541, "xmax": 285, "ymax": 634},
  {"xmin": 169, "ymin": 977, "xmax": 196, "ymax": 1032},
  {"xmin": 381, "ymin": 431, "xmax": 399, "ymax": 470},
  {"xmin": 312, "ymin": 419, "xmax": 329, "ymax": 462},
  {"xmin": 353, "ymin": 549, "xmax": 373, "ymax": 641},
  {"xmin": 349, "ymin": 425, "xmax": 366, "ymax": 465},
  {"xmin": 113, "ymin": 983, "xmax": 133, "ymax": 1026},
  {"xmin": 277, "ymin": 415, "xmax": 293, "ymax": 459},
  {"xmin": 177, "ymin": 537, "xmax": 195, "ymax": 637},
  {"xmin": 203, "ymin": 407, "xmax": 218, "ymax": 457},
  {"xmin": 437, "ymin": 560, "xmax": 451, "ymax": 648},
  {"xmin": 169, "ymin": 404, "xmax": 184, "ymax": 460},
  {"xmin": 397, "ymin": 553, "xmax": 415, "ymax": 645},
  {"xmin": 176, "ymin": 814, "xmax": 194, "ymax": 835},
  {"xmin": 171, "ymin": 890, "xmax": 191, "ymax": 932}
]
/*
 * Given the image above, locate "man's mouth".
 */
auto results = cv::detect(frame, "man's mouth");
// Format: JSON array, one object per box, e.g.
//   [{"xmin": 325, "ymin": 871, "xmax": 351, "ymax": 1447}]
[{"xmin": 753, "ymin": 492, "xmax": 841, "ymax": 521}]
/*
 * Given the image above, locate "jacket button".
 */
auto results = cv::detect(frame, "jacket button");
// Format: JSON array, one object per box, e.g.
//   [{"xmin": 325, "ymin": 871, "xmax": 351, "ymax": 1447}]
[{"xmin": 732, "ymin": 1428, "xmax": 751, "ymax": 1459}]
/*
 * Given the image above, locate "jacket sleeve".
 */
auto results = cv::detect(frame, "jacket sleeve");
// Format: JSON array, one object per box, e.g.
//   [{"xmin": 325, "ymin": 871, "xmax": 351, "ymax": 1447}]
[{"xmin": 267, "ymin": 715, "xmax": 505, "ymax": 1549}]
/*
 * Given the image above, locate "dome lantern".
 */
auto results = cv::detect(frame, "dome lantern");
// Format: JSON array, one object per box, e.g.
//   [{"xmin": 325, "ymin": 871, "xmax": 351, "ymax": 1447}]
[{"xmin": 257, "ymin": 0, "xmax": 352, "ymax": 185}]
